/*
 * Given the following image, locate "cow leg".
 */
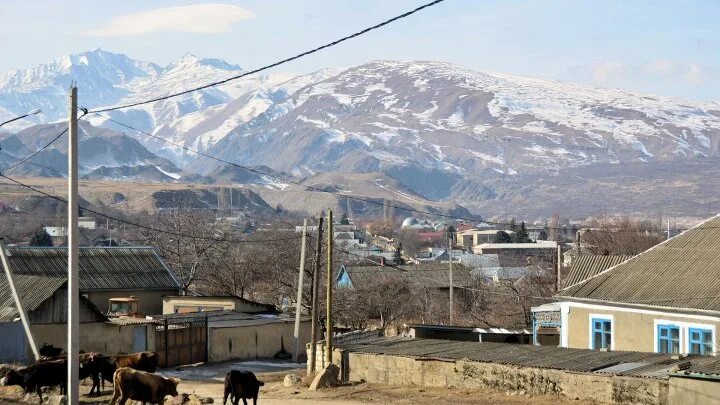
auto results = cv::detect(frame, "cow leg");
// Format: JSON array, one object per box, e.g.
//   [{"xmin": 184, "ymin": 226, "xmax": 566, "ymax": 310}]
[
  {"xmin": 109, "ymin": 385, "xmax": 121, "ymax": 405},
  {"xmin": 253, "ymin": 396, "xmax": 257, "ymax": 405},
  {"xmin": 36, "ymin": 385, "xmax": 43, "ymax": 404},
  {"xmin": 223, "ymin": 389, "xmax": 230, "ymax": 405},
  {"xmin": 117, "ymin": 396, "xmax": 128, "ymax": 405}
]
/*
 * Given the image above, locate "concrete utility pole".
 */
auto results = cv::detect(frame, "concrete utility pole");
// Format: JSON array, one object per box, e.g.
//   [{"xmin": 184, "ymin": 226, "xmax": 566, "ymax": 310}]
[
  {"xmin": 308, "ymin": 216, "xmax": 323, "ymax": 375},
  {"xmin": 292, "ymin": 219, "xmax": 308, "ymax": 362},
  {"xmin": 325, "ymin": 210, "xmax": 334, "ymax": 366},
  {"xmin": 67, "ymin": 85, "xmax": 80, "ymax": 404},
  {"xmin": 448, "ymin": 235, "xmax": 454, "ymax": 324},
  {"xmin": 0, "ymin": 244, "xmax": 40, "ymax": 360}
]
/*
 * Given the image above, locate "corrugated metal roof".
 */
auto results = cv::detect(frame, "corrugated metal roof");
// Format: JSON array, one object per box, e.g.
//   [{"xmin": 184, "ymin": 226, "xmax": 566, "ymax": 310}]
[
  {"xmin": 342, "ymin": 263, "xmax": 474, "ymax": 288},
  {"xmin": 0, "ymin": 274, "xmax": 67, "ymax": 322},
  {"xmin": 4, "ymin": 247, "xmax": 181, "ymax": 291},
  {"xmin": 557, "ymin": 215, "xmax": 720, "ymax": 312},
  {"xmin": 563, "ymin": 255, "xmax": 633, "ymax": 288},
  {"xmin": 338, "ymin": 337, "xmax": 715, "ymax": 379}
]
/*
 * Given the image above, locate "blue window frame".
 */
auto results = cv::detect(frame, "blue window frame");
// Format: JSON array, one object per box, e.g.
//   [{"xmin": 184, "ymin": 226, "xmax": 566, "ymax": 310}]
[
  {"xmin": 592, "ymin": 318, "xmax": 612, "ymax": 350},
  {"xmin": 689, "ymin": 328, "xmax": 713, "ymax": 355},
  {"xmin": 657, "ymin": 325, "xmax": 680, "ymax": 354}
]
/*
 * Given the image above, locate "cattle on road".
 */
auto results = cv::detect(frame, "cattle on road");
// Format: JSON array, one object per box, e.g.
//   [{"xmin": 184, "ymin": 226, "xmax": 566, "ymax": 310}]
[
  {"xmin": 109, "ymin": 367, "xmax": 180, "ymax": 405},
  {"xmin": 223, "ymin": 370, "xmax": 264, "ymax": 405}
]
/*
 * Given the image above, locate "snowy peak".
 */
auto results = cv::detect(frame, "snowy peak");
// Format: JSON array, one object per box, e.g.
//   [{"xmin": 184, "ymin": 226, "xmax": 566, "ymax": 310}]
[{"xmin": 166, "ymin": 53, "xmax": 241, "ymax": 71}]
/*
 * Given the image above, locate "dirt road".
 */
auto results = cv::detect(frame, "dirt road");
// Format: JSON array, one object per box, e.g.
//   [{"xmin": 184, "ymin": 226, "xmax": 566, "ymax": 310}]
[{"xmin": 0, "ymin": 360, "xmax": 593, "ymax": 405}]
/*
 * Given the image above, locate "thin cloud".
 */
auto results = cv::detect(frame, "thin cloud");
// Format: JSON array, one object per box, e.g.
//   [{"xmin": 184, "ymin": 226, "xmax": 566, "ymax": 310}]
[{"xmin": 83, "ymin": 4, "xmax": 255, "ymax": 37}]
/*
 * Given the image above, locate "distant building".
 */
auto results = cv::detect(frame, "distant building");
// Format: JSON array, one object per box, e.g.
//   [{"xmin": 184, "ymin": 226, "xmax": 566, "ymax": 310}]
[
  {"xmin": 457, "ymin": 229, "xmax": 515, "ymax": 248},
  {"xmin": 336, "ymin": 262, "xmax": 474, "ymax": 291},
  {"xmin": 473, "ymin": 241, "xmax": 558, "ymax": 266}
]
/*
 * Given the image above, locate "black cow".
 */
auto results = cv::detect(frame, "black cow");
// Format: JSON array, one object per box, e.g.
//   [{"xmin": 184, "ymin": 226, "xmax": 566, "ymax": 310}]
[
  {"xmin": 38, "ymin": 344, "xmax": 63, "ymax": 358},
  {"xmin": 1, "ymin": 359, "xmax": 67, "ymax": 403},
  {"xmin": 223, "ymin": 370, "xmax": 264, "ymax": 405},
  {"xmin": 37, "ymin": 352, "xmax": 105, "ymax": 396}
]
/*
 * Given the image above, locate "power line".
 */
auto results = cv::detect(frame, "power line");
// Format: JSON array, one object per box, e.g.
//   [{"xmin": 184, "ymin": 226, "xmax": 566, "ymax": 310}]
[
  {"xmin": 1, "ymin": 127, "xmax": 68, "ymax": 173},
  {"xmin": 0, "ymin": 172, "xmax": 300, "ymax": 245},
  {"xmin": 87, "ymin": 0, "xmax": 448, "ymax": 114}
]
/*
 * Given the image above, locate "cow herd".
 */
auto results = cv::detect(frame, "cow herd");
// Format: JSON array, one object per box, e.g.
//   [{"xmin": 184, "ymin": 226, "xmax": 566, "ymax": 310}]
[{"xmin": 0, "ymin": 351, "xmax": 265, "ymax": 405}]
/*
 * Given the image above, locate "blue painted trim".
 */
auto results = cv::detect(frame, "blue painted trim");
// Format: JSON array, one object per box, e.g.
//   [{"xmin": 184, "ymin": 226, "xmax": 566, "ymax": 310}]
[
  {"xmin": 591, "ymin": 318, "xmax": 612, "ymax": 350},
  {"xmin": 657, "ymin": 324, "xmax": 681, "ymax": 354}
]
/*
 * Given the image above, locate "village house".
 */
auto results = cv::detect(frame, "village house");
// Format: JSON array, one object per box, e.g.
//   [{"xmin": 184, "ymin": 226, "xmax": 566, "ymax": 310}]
[
  {"xmin": 336, "ymin": 261, "xmax": 474, "ymax": 291},
  {"xmin": 0, "ymin": 274, "xmax": 154, "ymax": 362},
  {"xmin": 2, "ymin": 246, "xmax": 181, "ymax": 315},
  {"xmin": 554, "ymin": 215, "xmax": 720, "ymax": 355}
]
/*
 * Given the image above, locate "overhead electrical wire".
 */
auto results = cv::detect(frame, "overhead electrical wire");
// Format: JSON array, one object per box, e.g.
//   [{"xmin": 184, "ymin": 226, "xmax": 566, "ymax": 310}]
[{"xmin": 87, "ymin": 0, "xmax": 448, "ymax": 113}]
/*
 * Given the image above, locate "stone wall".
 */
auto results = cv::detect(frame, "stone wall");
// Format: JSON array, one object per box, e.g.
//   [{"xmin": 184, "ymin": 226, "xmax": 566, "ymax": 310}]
[
  {"xmin": 342, "ymin": 351, "xmax": 670, "ymax": 405},
  {"xmin": 668, "ymin": 376, "xmax": 720, "ymax": 405}
]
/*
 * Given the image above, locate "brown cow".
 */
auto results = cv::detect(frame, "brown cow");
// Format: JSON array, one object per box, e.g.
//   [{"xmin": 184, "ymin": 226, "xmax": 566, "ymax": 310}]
[
  {"xmin": 109, "ymin": 367, "xmax": 180, "ymax": 405},
  {"xmin": 1, "ymin": 359, "xmax": 67, "ymax": 403},
  {"xmin": 223, "ymin": 370, "xmax": 264, "ymax": 405},
  {"xmin": 95, "ymin": 351, "xmax": 159, "ymax": 390}
]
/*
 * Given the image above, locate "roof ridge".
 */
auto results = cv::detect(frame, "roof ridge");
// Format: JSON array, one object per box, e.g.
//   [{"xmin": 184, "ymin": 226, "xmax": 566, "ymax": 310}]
[{"xmin": 556, "ymin": 214, "xmax": 720, "ymax": 296}]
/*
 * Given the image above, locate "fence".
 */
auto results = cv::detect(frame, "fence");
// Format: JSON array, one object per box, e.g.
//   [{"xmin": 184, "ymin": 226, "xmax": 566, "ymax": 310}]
[{"xmin": 155, "ymin": 316, "xmax": 208, "ymax": 368}]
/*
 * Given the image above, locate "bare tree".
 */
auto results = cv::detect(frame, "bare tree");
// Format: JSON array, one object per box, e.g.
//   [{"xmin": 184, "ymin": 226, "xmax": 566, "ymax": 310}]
[
  {"xmin": 582, "ymin": 216, "xmax": 664, "ymax": 256},
  {"xmin": 145, "ymin": 201, "xmax": 226, "ymax": 294}
]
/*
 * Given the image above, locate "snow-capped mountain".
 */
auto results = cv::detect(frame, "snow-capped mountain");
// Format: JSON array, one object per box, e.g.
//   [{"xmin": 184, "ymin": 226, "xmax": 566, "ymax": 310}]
[
  {"xmin": 2, "ymin": 52, "xmax": 720, "ymax": 217},
  {"xmin": 202, "ymin": 61, "xmax": 720, "ymax": 181}
]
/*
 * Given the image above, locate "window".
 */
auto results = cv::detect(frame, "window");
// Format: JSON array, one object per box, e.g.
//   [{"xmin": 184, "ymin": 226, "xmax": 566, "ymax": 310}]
[
  {"xmin": 592, "ymin": 318, "xmax": 612, "ymax": 350},
  {"xmin": 657, "ymin": 325, "xmax": 680, "ymax": 354},
  {"xmin": 689, "ymin": 328, "xmax": 713, "ymax": 355}
]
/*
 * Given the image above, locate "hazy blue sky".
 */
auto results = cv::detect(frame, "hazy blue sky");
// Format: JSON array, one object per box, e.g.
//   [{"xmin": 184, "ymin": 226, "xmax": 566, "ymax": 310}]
[{"xmin": 1, "ymin": 0, "xmax": 718, "ymax": 100}]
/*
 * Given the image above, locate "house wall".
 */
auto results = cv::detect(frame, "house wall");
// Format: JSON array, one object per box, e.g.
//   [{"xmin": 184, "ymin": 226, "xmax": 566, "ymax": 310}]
[
  {"xmin": 86, "ymin": 289, "xmax": 178, "ymax": 316},
  {"xmin": 29, "ymin": 322, "xmax": 155, "ymax": 358},
  {"xmin": 209, "ymin": 320, "xmax": 312, "ymax": 362},
  {"xmin": 564, "ymin": 302, "xmax": 720, "ymax": 354},
  {"xmin": 28, "ymin": 288, "xmax": 106, "ymax": 324},
  {"xmin": 668, "ymin": 376, "xmax": 720, "ymax": 405}
]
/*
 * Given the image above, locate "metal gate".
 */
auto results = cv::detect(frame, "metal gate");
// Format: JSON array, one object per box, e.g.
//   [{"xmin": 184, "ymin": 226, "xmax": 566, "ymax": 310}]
[{"xmin": 155, "ymin": 316, "xmax": 208, "ymax": 368}]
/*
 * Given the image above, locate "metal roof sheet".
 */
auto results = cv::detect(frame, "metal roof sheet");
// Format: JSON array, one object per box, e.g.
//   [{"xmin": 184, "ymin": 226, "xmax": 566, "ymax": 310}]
[
  {"xmin": 563, "ymin": 255, "xmax": 633, "ymax": 288},
  {"xmin": 338, "ymin": 337, "xmax": 712, "ymax": 379},
  {"xmin": 557, "ymin": 215, "xmax": 720, "ymax": 312},
  {"xmin": 0, "ymin": 274, "xmax": 67, "ymax": 322},
  {"xmin": 4, "ymin": 247, "xmax": 181, "ymax": 291}
]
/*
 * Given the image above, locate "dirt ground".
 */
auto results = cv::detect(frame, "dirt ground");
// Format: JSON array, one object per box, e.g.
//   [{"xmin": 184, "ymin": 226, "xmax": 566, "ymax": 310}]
[{"xmin": 0, "ymin": 360, "xmax": 594, "ymax": 405}]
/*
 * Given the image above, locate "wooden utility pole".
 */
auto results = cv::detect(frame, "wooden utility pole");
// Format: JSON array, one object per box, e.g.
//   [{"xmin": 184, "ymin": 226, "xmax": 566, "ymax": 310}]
[
  {"xmin": 308, "ymin": 216, "xmax": 323, "ymax": 375},
  {"xmin": 556, "ymin": 242, "xmax": 562, "ymax": 292},
  {"xmin": 292, "ymin": 219, "xmax": 308, "ymax": 362},
  {"xmin": 448, "ymin": 235, "xmax": 454, "ymax": 324},
  {"xmin": 325, "ymin": 210, "xmax": 334, "ymax": 366},
  {"xmin": 67, "ymin": 85, "xmax": 80, "ymax": 404},
  {"xmin": 0, "ymin": 244, "xmax": 39, "ymax": 360}
]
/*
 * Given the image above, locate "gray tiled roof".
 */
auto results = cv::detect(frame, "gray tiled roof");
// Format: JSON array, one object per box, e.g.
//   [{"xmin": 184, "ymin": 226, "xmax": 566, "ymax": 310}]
[
  {"xmin": 0, "ymin": 274, "xmax": 67, "ymax": 322},
  {"xmin": 4, "ymin": 247, "xmax": 181, "ymax": 291},
  {"xmin": 342, "ymin": 263, "xmax": 474, "ymax": 288},
  {"xmin": 563, "ymin": 255, "xmax": 633, "ymax": 288},
  {"xmin": 557, "ymin": 215, "xmax": 720, "ymax": 312},
  {"xmin": 338, "ymin": 337, "xmax": 720, "ymax": 380}
]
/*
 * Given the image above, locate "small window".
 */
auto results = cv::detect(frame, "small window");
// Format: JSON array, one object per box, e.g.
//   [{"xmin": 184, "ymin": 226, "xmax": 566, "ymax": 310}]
[
  {"xmin": 592, "ymin": 318, "xmax": 612, "ymax": 350},
  {"xmin": 689, "ymin": 328, "xmax": 713, "ymax": 355},
  {"xmin": 657, "ymin": 325, "xmax": 680, "ymax": 354}
]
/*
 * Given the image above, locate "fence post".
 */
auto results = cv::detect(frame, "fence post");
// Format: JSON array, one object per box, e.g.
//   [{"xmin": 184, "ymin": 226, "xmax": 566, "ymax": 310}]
[
  {"xmin": 189, "ymin": 321, "xmax": 193, "ymax": 363},
  {"xmin": 205, "ymin": 313, "xmax": 209, "ymax": 362},
  {"xmin": 164, "ymin": 318, "xmax": 169, "ymax": 368}
]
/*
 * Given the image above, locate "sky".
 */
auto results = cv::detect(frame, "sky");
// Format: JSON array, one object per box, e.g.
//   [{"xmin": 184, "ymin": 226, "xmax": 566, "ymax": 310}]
[{"xmin": 1, "ymin": 0, "xmax": 718, "ymax": 101}]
